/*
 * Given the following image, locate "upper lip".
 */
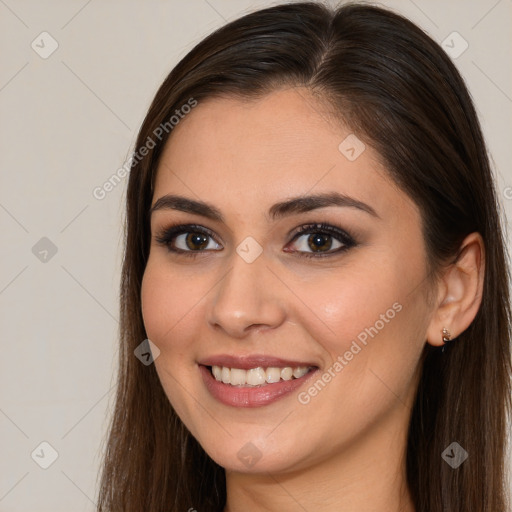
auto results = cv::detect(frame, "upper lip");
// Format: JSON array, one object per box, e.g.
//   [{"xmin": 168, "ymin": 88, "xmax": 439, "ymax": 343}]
[{"xmin": 198, "ymin": 354, "xmax": 318, "ymax": 370}]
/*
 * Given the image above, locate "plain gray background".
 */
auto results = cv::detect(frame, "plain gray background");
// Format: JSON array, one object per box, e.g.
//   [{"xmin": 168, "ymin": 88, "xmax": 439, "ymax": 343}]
[{"xmin": 0, "ymin": 0, "xmax": 511, "ymax": 510}]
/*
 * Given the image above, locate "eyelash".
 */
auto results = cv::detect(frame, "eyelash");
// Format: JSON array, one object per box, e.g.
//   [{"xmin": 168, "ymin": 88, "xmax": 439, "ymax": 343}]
[{"xmin": 154, "ymin": 222, "xmax": 357, "ymax": 259}]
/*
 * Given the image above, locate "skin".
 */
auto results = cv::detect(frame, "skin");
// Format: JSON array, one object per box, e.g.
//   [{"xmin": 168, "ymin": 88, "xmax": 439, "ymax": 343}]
[{"xmin": 140, "ymin": 87, "xmax": 484, "ymax": 512}]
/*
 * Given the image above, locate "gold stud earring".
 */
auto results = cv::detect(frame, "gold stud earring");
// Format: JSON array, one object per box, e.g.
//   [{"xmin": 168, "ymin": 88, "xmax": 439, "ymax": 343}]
[{"xmin": 441, "ymin": 327, "xmax": 451, "ymax": 353}]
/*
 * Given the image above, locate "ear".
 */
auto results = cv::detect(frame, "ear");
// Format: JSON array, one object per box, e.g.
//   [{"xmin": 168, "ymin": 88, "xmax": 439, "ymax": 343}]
[{"xmin": 425, "ymin": 232, "xmax": 485, "ymax": 348}]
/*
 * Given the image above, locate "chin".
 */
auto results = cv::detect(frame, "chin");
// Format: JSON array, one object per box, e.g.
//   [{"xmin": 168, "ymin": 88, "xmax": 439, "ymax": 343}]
[{"xmin": 192, "ymin": 425, "xmax": 316, "ymax": 475}]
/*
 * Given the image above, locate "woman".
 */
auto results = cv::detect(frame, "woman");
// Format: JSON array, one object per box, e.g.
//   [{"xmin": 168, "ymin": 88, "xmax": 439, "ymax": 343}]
[{"xmin": 96, "ymin": 2, "xmax": 512, "ymax": 511}]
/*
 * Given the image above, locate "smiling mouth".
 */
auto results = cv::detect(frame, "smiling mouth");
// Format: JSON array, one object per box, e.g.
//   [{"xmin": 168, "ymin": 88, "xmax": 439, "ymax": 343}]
[{"xmin": 207, "ymin": 365, "xmax": 317, "ymax": 387}]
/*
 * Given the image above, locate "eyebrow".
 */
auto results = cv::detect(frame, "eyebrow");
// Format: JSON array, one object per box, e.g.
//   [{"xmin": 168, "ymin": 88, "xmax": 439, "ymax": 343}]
[{"xmin": 149, "ymin": 192, "xmax": 379, "ymax": 222}]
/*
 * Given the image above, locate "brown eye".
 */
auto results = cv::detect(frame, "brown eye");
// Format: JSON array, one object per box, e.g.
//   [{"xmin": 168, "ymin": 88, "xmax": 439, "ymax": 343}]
[
  {"xmin": 182, "ymin": 232, "xmax": 210, "ymax": 251},
  {"xmin": 291, "ymin": 232, "xmax": 343, "ymax": 254},
  {"xmin": 287, "ymin": 223, "xmax": 357, "ymax": 258},
  {"xmin": 155, "ymin": 224, "xmax": 221, "ymax": 255}
]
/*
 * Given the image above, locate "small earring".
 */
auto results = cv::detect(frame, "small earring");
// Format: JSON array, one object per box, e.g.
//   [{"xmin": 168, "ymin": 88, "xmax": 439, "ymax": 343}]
[{"xmin": 441, "ymin": 327, "xmax": 451, "ymax": 353}]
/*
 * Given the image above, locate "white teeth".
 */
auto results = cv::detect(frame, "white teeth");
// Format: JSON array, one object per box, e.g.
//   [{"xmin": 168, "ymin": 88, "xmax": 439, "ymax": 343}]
[
  {"xmin": 247, "ymin": 367, "xmax": 266, "ymax": 386},
  {"xmin": 210, "ymin": 365, "xmax": 311, "ymax": 386},
  {"xmin": 281, "ymin": 367, "xmax": 293, "ymax": 381},
  {"xmin": 293, "ymin": 367, "xmax": 308, "ymax": 378},
  {"xmin": 230, "ymin": 368, "xmax": 246, "ymax": 386},
  {"xmin": 221, "ymin": 367, "xmax": 230, "ymax": 384},
  {"xmin": 266, "ymin": 367, "xmax": 281, "ymax": 383},
  {"xmin": 212, "ymin": 365, "xmax": 222, "ymax": 380}
]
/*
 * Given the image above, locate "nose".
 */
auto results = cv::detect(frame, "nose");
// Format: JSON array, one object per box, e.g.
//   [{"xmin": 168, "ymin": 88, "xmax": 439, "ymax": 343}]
[{"xmin": 207, "ymin": 250, "xmax": 287, "ymax": 339}]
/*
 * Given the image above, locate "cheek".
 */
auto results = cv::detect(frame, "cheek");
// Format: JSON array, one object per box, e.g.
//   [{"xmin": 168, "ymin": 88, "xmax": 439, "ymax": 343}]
[
  {"xmin": 140, "ymin": 262, "xmax": 170, "ymax": 342},
  {"xmin": 305, "ymin": 262, "xmax": 404, "ymax": 353},
  {"xmin": 140, "ymin": 258, "xmax": 199, "ymax": 395},
  {"xmin": 140, "ymin": 259, "xmax": 206, "ymax": 433},
  {"xmin": 140, "ymin": 257, "xmax": 216, "ymax": 392},
  {"xmin": 306, "ymin": 253, "xmax": 428, "ymax": 397},
  {"xmin": 293, "ymin": 267, "xmax": 428, "ymax": 446},
  {"xmin": 140, "ymin": 258, "xmax": 204, "ymax": 347}
]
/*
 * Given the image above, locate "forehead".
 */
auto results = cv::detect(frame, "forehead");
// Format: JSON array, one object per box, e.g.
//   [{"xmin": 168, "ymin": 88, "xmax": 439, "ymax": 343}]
[{"xmin": 153, "ymin": 88, "xmax": 415, "ymax": 222}]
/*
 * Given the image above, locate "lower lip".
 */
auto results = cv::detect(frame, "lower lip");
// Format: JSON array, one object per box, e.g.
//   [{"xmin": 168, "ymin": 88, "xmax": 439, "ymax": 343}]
[{"xmin": 199, "ymin": 365, "xmax": 318, "ymax": 408}]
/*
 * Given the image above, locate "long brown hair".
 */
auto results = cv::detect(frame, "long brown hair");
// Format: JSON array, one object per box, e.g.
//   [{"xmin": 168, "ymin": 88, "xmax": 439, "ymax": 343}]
[{"xmin": 96, "ymin": 2, "xmax": 512, "ymax": 511}]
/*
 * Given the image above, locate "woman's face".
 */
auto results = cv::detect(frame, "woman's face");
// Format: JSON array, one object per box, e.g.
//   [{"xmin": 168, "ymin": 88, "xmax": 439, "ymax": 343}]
[{"xmin": 141, "ymin": 87, "xmax": 433, "ymax": 474}]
